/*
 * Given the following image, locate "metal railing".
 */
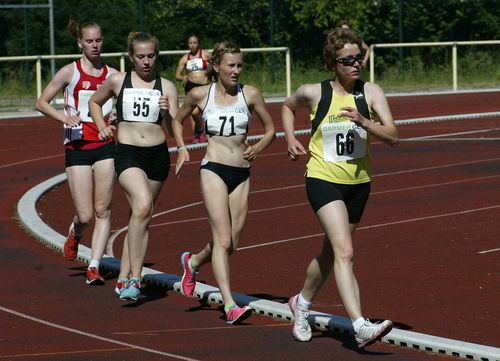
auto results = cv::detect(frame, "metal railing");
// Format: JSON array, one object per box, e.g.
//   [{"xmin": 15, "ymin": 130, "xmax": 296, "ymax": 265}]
[
  {"xmin": 0, "ymin": 47, "xmax": 291, "ymax": 99},
  {"xmin": 369, "ymin": 40, "xmax": 500, "ymax": 91}
]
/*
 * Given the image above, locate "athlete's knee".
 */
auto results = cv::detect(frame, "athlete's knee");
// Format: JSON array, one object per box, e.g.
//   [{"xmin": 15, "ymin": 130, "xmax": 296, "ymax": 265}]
[
  {"xmin": 94, "ymin": 209, "xmax": 111, "ymax": 220},
  {"xmin": 76, "ymin": 210, "xmax": 93, "ymax": 225}
]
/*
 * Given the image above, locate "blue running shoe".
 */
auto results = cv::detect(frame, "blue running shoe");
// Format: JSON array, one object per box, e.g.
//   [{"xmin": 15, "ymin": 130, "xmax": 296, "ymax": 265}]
[{"xmin": 119, "ymin": 277, "xmax": 141, "ymax": 301}]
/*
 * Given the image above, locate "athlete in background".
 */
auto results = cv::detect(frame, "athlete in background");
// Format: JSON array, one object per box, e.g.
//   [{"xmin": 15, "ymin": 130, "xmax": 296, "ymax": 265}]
[{"xmin": 175, "ymin": 34, "xmax": 211, "ymax": 143}]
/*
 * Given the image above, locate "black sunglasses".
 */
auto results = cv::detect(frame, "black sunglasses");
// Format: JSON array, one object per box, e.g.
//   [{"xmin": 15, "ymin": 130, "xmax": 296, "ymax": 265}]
[{"xmin": 336, "ymin": 54, "xmax": 363, "ymax": 66}]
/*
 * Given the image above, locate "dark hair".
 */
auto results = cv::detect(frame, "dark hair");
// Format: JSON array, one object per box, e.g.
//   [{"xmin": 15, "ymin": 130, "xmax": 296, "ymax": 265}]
[
  {"xmin": 206, "ymin": 41, "xmax": 241, "ymax": 82},
  {"xmin": 324, "ymin": 27, "xmax": 363, "ymax": 71},
  {"xmin": 68, "ymin": 17, "xmax": 100, "ymax": 40},
  {"xmin": 127, "ymin": 32, "xmax": 160, "ymax": 56}
]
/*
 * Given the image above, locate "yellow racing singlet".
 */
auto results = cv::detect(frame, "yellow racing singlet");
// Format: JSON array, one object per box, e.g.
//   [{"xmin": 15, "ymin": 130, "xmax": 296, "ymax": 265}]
[{"xmin": 306, "ymin": 79, "xmax": 374, "ymax": 184}]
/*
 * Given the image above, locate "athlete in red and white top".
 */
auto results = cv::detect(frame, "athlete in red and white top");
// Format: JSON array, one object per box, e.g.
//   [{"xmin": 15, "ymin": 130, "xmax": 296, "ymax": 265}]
[
  {"xmin": 36, "ymin": 18, "xmax": 118, "ymax": 285},
  {"xmin": 175, "ymin": 34, "xmax": 212, "ymax": 143}
]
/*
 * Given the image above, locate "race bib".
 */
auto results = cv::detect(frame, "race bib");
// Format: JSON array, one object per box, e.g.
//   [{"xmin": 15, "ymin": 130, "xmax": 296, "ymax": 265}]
[
  {"xmin": 78, "ymin": 90, "xmax": 113, "ymax": 122},
  {"xmin": 322, "ymin": 121, "xmax": 367, "ymax": 162},
  {"xmin": 64, "ymin": 122, "xmax": 83, "ymax": 143},
  {"xmin": 122, "ymin": 88, "xmax": 161, "ymax": 123},
  {"xmin": 205, "ymin": 109, "xmax": 249, "ymax": 136}
]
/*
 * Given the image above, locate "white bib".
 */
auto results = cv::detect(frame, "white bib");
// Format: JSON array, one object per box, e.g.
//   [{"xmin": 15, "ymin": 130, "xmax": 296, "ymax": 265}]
[
  {"xmin": 322, "ymin": 121, "xmax": 367, "ymax": 162},
  {"xmin": 205, "ymin": 107, "xmax": 249, "ymax": 136},
  {"xmin": 78, "ymin": 90, "xmax": 113, "ymax": 122},
  {"xmin": 122, "ymin": 88, "xmax": 161, "ymax": 123}
]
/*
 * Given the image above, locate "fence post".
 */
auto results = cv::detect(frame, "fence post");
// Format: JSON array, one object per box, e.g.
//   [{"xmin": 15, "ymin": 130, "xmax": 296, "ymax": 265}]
[
  {"xmin": 452, "ymin": 43, "xmax": 458, "ymax": 92},
  {"xmin": 120, "ymin": 54, "xmax": 125, "ymax": 73},
  {"xmin": 286, "ymin": 48, "xmax": 291, "ymax": 97},
  {"xmin": 36, "ymin": 57, "xmax": 42, "ymax": 99},
  {"xmin": 370, "ymin": 45, "xmax": 375, "ymax": 83}
]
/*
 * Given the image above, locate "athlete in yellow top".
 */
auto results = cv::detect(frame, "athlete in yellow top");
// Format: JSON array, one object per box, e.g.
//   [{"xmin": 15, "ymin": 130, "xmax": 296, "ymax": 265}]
[{"xmin": 281, "ymin": 27, "xmax": 399, "ymax": 347}]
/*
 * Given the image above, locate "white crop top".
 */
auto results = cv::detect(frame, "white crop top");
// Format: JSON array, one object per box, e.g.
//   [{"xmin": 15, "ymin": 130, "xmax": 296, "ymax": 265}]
[{"xmin": 202, "ymin": 83, "xmax": 251, "ymax": 137}]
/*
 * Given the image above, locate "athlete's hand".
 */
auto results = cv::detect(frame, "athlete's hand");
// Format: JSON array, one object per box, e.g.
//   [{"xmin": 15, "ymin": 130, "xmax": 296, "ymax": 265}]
[
  {"xmin": 108, "ymin": 111, "xmax": 118, "ymax": 125},
  {"xmin": 98, "ymin": 125, "xmax": 115, "ymax": 140},
  {"xmin": 339, "ymin": 106, "xmax": 368, "ymax": 128},
  {"xmin": 287, "ymin": 137, "xmax": 307, "ymax": 161},
  {"xmin": 64, "ymin": 111, "xmax": 81, "ymax": 127},
  {"xmin": 175, "ymin": 147, "xmax": 190, "ymax": 177},
  {"xmin": 243, "ymin": 140, "xmax": 257, "ymax": 161},
  {"xmin": 159, "ymin": 95, "xmax": 170, "ymax": 115}
]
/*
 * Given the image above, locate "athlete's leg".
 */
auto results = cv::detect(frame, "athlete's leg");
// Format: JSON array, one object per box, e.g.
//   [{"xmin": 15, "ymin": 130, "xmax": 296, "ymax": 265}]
[
  {"xmin": 199, "ymin": 168, "xmax": 235, "ymax": 306},
  {"xmin": 118, "ymin": 168, "xmax": 154, "ymax": 278},
  {"xmin": 66, "ymin": 165, "xmax": 94, "ymax": 236},
  {"xmin": 312, "ymin": 200, "xmax": 361, "ymax": 321},
  {"xmin": 89, "ymin": 158, "xmax": 115, "ymax": 263}
]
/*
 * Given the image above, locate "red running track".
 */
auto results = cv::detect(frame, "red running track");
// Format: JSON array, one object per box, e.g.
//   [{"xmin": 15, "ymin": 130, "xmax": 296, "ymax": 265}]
[{"xmin": 1, "ymin": 91, "xmax": 499, "ymax": 360}]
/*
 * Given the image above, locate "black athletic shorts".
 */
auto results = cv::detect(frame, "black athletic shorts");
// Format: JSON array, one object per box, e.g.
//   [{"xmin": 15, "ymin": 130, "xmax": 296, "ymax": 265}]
[
  {"xmin": 306, "ymin": 177, "xmax": 370, "ymax": 224},
  {"xmin": 184, "ymin": 80, "xmax": 205, "ymax": 94},
  {"xmin": 114, "ymin": 142, "xmax": 170, "ymax": 182},
  {"xmin": 65, "ymin": 141, "xmax": 115, "ymax": 168},
  {"xmin": 200, "ymin": 160, "xmax": 250, "ymax": 194}
]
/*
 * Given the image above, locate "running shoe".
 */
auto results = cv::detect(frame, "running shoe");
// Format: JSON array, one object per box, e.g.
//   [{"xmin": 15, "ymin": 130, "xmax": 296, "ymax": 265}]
[
  {"xmin": 114, "ymin": 278, "xmax": 128, "ymax": 297},
  {"xmin": 63, "ymin": 223, "xmax": 81, "ymax": 261},
  {"xmin": 85, "ymin": 267, "xmax": 105, "ymax": 285},
  {"xmin": 355, "ymin": 319, "xmax": 393, "ymax": 348},
  {"xmin": 288, "ymin": 294, "xmax": 312, "ymax": 341},
  {"xmin": 226, "ymin": 305, "xmax": 252, "ymax": 324},
  {"xmin": 180, "ymin": 251, "xmax": 197, "ymax": 297},
  {"xmin": 119, "ymin": 277, "xmax": 141, "ymax": 301},
  {"xmin": 198, "ymin": 131, "xmax": 207, "ymax": 143}
]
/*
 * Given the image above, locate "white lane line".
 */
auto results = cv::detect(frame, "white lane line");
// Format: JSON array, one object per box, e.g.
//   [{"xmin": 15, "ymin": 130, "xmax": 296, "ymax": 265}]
[
  {"xmin": 0, "ymin": 347, "xmax": 132, "ymax": 359},
  {"xmin": 112, "ymin": 323, "xmax": 291, "ymax": 336},
  {"xmin": 0, "ymin": 154, "xmax": 63, "ymax": 169},
  {"xmin": 237, "ymin": 204, "xmax": 500, "ymax": 251},
  {"xmin": 402, "ymin": 128, "xmax": 499, "ymax": 141},
  {"xmin": 478, "ymin": 248, "xmax": 500, "ymax": 254},
  {"xmin": 0, "ymin": 305, "xmax": 199, "ymax": 361}
]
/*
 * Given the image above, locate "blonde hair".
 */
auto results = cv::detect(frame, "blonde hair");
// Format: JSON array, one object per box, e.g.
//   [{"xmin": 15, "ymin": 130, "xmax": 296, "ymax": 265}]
[
  {"xmin": 67, "ymin": 17, "xmax": 100, "ymax": 40},
  {"xmin": 206, "ymin": 41, "xmax": 241, "ymax": 83},
  {"xmin": 324, "ymin": 27, "xmax": 363, "ymax": 71},
  {"xmin": 127, "ymin": 32, "xmax": 160, "ymax": 56}
]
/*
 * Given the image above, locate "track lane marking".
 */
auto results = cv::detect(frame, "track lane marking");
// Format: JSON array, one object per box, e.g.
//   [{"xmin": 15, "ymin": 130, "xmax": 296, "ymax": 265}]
[{"xmin": 0, "ymin": 305, "xmax": 199, "ymax": 361}]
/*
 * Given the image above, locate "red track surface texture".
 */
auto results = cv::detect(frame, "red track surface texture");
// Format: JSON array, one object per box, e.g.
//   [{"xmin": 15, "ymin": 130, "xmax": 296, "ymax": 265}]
[{"xmin": 1, "ymin": 91, "xmax": 499, "ymax": 360}]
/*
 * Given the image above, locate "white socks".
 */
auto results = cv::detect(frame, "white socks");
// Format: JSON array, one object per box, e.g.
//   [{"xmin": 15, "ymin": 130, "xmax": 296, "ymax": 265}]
[
  {"xmin": 88, "ymin": 259, "xmax": 100, "ymax": 269},
  {"xmin": 298, "ymin": 292, "xmax": 312, "ymax": 310},
  {"xmin": 352, "ymin": 317, "xmax": 366, "ymax": 333}
]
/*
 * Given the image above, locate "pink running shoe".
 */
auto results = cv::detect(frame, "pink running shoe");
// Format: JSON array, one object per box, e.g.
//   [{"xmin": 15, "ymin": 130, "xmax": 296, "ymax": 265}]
[
  {"xmin": 181, "ymin": 252, "xmax": 197, "ymax": 297},
  {"xmin": 288, "ymin": 294, "xmax": 312, "ymax": 341},
  {"xmin": 64, "ymin": 223, "xmax": 81, "ymax": 261},
  {"xmin": 86, "ymin": 267, "xmax": 105, "ymax": 285},
  {"xmin": 198, "ymin": 131, "xmax": 207, "ymax": 143},
  {"xmin": 226, "ymin": 305, "xmax": 252, "ymax": 324}
]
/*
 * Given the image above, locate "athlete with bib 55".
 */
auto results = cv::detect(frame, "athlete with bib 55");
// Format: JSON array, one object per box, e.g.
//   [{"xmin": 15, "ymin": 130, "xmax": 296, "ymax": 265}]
[
  {"xmin": 281, "ymin": 27, "xmax": 399, "ymax": 347},
  {"xmin": 173, "ymin": 41, "xmax": 275, "ymax": 324},
  {"xmin": 89, "ymin": 32, "xmax": 179, "ymax": 301},
  {"xmin": 36, "ymin": 18, "xmax": 118, "ymax": 285}
]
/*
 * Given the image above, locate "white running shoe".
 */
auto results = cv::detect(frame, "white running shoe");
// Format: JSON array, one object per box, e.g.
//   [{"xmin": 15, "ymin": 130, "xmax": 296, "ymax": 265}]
[
  {"xmin": 355, "ymin": 319, "xmax": 393, "ymax": 348},
  {"xmin": 288, "ymin": 294, "xmax": 312, "ymax": 342}
]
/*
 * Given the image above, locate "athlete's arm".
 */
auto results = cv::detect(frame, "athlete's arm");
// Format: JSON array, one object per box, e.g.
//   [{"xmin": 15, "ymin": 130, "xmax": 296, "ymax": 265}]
[
  {"xmin": 160, "ymin": 79, "xmax": 179, "ymax": 137},
  {"xmin": 89, "ymin": 73, "xmax": 122, "ymax": 140},
  {"xmin": 35, "ymin": 64, "xmax": 80, "ymax": 126},
  {"xmin": 281, "ymin": 83, "xmax": 319, "ymax": 160},
  {"xmin": 173, "ymin": 86, "xmax": 208, "ymax": 176},
  {"xmin": 242, "ymin": 85, "xmax": 275, "ymax": 161},
  {"xmin": 340, "ymin": 82, "xmax": 399, "ymax": 147},
  {"xmin": 175, "ymin": 55, "xmax": 188, "ymax": 83}
]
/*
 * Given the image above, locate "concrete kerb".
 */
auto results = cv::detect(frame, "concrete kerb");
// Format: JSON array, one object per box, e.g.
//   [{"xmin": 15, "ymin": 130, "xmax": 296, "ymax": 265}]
[{"xmin": 16, "ymin": 158, "xmax": 500, "ymax": 361}]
